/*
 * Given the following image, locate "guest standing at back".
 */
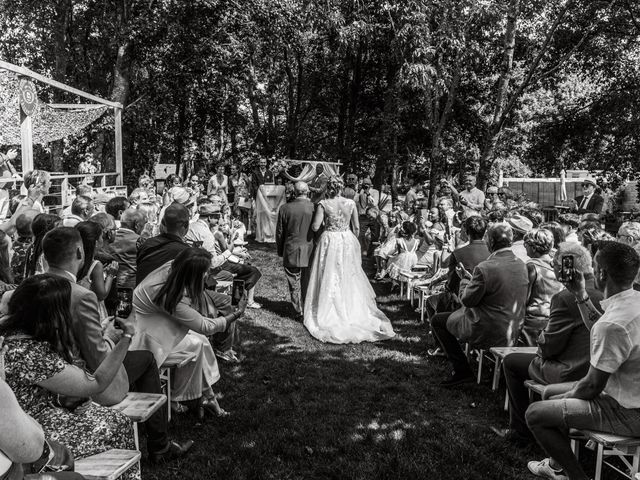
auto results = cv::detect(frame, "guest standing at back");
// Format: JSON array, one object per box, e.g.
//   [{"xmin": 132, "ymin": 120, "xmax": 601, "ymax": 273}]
[{"xmin": 276, "ymin": 181, "xmax": 315, "ymax": 321}]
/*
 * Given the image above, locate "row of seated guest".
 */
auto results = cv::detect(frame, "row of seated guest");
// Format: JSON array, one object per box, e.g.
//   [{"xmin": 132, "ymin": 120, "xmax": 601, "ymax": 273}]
[
  {"xmin": 417, "ymin": 208, "xmax": 640, "ymax": 479},
  {"xmin": 0, "ymin": 173, "xmax": 253, "ymax": 475}
]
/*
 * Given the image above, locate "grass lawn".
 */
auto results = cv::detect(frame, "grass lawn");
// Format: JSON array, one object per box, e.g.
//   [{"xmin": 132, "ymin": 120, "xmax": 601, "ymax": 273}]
[{"xmin": 144, "ymin": 241, "xmax": 612, "ymax": 480}]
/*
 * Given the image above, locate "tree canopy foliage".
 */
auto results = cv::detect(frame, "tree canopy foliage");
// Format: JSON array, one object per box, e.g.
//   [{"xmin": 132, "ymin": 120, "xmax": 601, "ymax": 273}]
[{"xmin": 1, "ymin": 0, "xmax": 639, "ymax": 188}]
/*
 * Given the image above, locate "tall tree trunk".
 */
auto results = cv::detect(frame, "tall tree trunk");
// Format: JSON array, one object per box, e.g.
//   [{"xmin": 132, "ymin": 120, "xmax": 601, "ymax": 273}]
[
  {"xmin": 175, "ymin": 96, "xmax": 187, "ymax": 176},
  {"xmin": 108, "ymin": 39, "xmax": 133, "ymax": 174},
  {"xmin": 476, "ymin": 0, "xmax": 572, "ymax": 189},
  {"xmin": 477, "ymin": 0, "xmax": 520, "ymax": 189},
  {"xmin": 345, "ymin": 42, "xmax": 363, "ymax": 169},
  {"xmin": 375, "ymin": 63, "xmax": 399, "ymax": 189},
  {"xmin": 335, "ymin": 50, "xmax": 351, "ymax": 163},
  {"xmin": 50, "ymin": 0, "xmax": 72, "ymax": 172}
]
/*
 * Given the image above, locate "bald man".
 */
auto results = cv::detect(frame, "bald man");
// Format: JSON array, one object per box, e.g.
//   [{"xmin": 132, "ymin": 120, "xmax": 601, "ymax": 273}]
[
  {"xmin": 105, "ymin": 208, "xmax": 147, "ymax": 290},
  {"xmin": 276, "ymin": 181, "xmax": 315, "ymax": 319}
]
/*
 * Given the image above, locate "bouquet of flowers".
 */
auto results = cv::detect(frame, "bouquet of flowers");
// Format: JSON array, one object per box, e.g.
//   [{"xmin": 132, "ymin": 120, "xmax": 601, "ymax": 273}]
[{"xmin": 269, "ymin": 159, "xmax": 289, "ymax": 174}]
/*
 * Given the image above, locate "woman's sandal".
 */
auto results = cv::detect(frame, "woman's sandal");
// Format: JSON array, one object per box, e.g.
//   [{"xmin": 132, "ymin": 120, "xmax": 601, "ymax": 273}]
[{"xmin": 171, "ymin": 401, "xmax": 188, "ymax": 414}]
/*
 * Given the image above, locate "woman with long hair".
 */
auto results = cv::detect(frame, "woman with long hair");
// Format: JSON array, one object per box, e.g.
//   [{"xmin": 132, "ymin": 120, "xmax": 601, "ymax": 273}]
[
  {"xmin": 75, "ymin": 222, "xmax": 118, "ymax": 302},
  {"xmin": 132, "ymin": 248, "xmax": 247, "ymax": 418},
  {"xmin": 207, "ymin": 163, "xmax": 229, "ymax": 205},
  {"xmin": 24, "ymin": 213, "xmax": 59, "ymax": 278},
  {"xmin": 0, "ymin": 275, "xmax": 137, "ymax": 474},
  {"xmin": 304, "ymin": 176, "xmax": 395, "ymax": 344}
]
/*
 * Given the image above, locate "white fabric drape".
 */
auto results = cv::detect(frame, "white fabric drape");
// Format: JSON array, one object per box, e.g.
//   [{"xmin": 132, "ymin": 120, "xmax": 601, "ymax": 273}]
[
  {"xmin": 280, "ymin": 162, "xmax": 339, "ymax": 183},
  {"xmin": 255, "ymin": 185, "xmax": 286, "ymax": 243}
]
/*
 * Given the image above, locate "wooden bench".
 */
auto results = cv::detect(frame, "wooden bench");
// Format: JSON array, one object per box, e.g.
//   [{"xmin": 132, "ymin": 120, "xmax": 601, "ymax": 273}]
[
  {"xmin": 159, "ymin": 350, "xmax": 197, "ymax": 422},
  {"xmin": 579, "ymin": 430, "xmax": 640, "ymax": 480},
  {"xmin": 111, "ymin": 392, "xmax": 167, "ymax": 450},
  {"xmin": 524, "ymin": 382, "xmax": 640, "ymax": 480},
  {"xmin": 75, "ymin": 449, "xmax": 140, "ymax": 480},
  {"xmin": 489, "ymin": 346, "xmax": 538, "ymax": 391}
]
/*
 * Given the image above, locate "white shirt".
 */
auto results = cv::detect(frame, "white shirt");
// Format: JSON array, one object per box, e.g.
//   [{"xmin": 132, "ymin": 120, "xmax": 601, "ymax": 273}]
[
  {"xmin": 460, "ymin": 187, "xmax": 485, "ymax": 217},
  {"xmin": 591, "ymin": 288, "xmax": 640, "ymax": 408},
  {"xmin": 578, "ymin": 192, "xmax": 594, "ymax": 210},
  {"xmin": 184, "ymin": 219, "xmax": 231, "ymax": 269},
  {"xmin": 511, "ymin": 240, "xmax": 530, "ymax": 263}
]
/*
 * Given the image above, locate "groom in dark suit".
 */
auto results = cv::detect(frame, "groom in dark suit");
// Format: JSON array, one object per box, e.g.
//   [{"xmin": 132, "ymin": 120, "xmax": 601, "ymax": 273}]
[{"xmin": 276, "ymin": 181, "xmax": 315, "ymax": 320}]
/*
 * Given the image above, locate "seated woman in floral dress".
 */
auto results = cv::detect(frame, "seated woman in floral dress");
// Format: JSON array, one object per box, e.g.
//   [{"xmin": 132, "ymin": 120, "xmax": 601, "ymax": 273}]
[{"xmin": 0, "ymin": 275, "xmax": 138, "ymax": 479}]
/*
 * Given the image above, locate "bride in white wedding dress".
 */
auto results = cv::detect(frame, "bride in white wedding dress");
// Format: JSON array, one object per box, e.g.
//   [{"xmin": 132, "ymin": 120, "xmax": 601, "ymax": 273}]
[{"xmin": 304, "ymin": 176, "xmax": 395, "ymax": 344}]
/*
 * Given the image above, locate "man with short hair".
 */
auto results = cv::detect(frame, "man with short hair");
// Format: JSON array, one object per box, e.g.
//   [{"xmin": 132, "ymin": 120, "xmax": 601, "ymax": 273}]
[
  {"xmin": 404, "ymin": 179, "xmax": 418, "ymax": 212},
  {"xmin": 617, "ymin": 221, "xmax": 640, "ymax": 247},
  {"xmin": 250, "ymin": 157, "xmax": 275, "ymax": 199},
  {"xmin": 498, "ymin": 242, "xmax": 603, "ymax": 447},
  {"xmin": 106, "ymin": 208, "xmax": 146, "ymax": 290},
  {"xmin": 430, "ymin": 223, "xmax": 529, "ymax": 386},
  {"xmin": 276, "ymin": 181, "xmax": 315, "ymax": 320},
  {"xmin": 128, "ymin": 187, "xmax": 150, "ymax": 206},
  {"xmin": 137, "ymin": 203, "xmax": 192, "ymax": 284},
  {"xmin": 356, "ymin": 178, "xmax": 380, "ymax": 256},
  {"xmin": 308, "ymin": 164, "xmax": 329, "ymax": 204},
  {"xmin": 105, "ymin": 196, "xmax": 130, "ymax": 227},
  {"xmin": 453, "ymin": 175, "xmax": 485, "ymax": 217},
  {"xmin": 186, "ymin": 204, "xmax": 263, "ymax": 309},
  {"xmin": 41, "ymin": 227, "xmax": 193, "ymax": 462},
  {"xmin": 445, "ymin": 216, "xmax": 490, "ymax": 297},
  {"xmin": 526, "ymin": 241, "xmax": 640, "ymax": 480},
  {"xmin": 343, "ymin": 174, "xmax": 358, "ymax": 200},
  {"xmin": 62, "ymin": 195, "xmax": 94, "ymax": 227}
]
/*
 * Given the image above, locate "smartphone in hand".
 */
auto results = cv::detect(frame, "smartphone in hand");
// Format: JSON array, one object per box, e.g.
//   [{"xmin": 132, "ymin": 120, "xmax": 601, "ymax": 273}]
[
  {"xmin": 560, "ymin": 255, "xmax": 574, "ymax": 282},
  {"xmin": 231, "ymin": 279, "xmax": 245, "ymax": 306},
  {"xmin": 116, "ymin": 287, "xmax": 133, "ymax": 318}
]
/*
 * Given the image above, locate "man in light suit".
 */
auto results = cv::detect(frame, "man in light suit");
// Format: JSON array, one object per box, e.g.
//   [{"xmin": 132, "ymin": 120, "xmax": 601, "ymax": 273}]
[
  {"xmin": 42, "ymin": 227, "xmax": 193, "ymax": 463},
  {"xmin": 430, "ymin": 222, "xmax": 529, "ymax": 386},
  {"xmin": 276, "ymin": 181, "xmax": 315, "ymax": 321}
]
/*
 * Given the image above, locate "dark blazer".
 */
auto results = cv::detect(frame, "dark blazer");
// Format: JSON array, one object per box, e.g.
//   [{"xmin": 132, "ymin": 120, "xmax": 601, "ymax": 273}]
[
  {"xmin": 250, "ymin": 168, "xmax": 275, "ymax": 198},
  {"xmin": 136, "ymin": 233, "xmax": 188, "ymax": 285},
  {"xmin": 528, "ymin": 276, "xmax": 603, "ymax": 384},
  {"xmin": 447, "ymin": 249, "xmax": 528, "ymax": 349},
  {"xmin": 575, "ymin": 193, "xmax": 604, "ymax": 214},
  {"xmin": 276, "ymin": 197, "xmax": 315, "ymax": 268},
  {"xmin": 446, "ymin": 240, "xmax": 490, "ymax": 295}
]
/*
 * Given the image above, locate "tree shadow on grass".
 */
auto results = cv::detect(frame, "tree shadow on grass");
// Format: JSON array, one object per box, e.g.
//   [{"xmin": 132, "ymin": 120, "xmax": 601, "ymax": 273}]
[{"xmin": 145, "ymin": 320, "xmax": 555, "ymax": 480}]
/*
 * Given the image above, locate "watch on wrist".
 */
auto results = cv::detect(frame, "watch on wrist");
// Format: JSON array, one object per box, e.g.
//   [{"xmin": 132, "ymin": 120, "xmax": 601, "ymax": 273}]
[{"xmin": 576, "ymin": 294, "xmax": 590, "ymax": 305}]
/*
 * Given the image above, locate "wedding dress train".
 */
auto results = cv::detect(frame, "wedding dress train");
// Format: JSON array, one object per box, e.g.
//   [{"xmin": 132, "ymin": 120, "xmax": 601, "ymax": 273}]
[{"xmin": 304, "ymin": 197, "xmax": 395, "ymax": 344}]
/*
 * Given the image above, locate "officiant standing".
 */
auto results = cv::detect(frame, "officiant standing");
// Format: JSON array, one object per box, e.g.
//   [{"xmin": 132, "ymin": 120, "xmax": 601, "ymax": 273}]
[
  {"xmin": 308, "ymin": 163, "xmax": 329, "ymax": 204},
  {"xmin": 276, "ymin": 181, "xmax": 315, "ymax": 321}
]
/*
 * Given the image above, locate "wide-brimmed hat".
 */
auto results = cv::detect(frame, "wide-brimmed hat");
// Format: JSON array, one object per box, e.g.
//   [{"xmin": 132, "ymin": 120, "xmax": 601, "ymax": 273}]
[
  {"xmin": 507, "ymin": 213, "xmax": 533, "ymax": 234},
  {"xmin": 169, "ymin": 186, "xmax": 196, "ymax": 206},
  {"xmin": 198, "ymin": 203, "xmax": 221, "ymax": 216},
  {"xmin": 581, "ymin": 176, "xmax": 597, "ymax": 187}
]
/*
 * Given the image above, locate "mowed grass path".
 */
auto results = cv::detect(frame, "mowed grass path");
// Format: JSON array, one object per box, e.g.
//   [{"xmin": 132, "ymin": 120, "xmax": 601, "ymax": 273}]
[{"xmin": 144, "ymin": 241, "xmax": 607, "ymax": 480}]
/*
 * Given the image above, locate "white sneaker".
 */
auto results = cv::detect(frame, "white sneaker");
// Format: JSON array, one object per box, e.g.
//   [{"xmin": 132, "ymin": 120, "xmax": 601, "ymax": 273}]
[
  {"xmin": 527, "ymin": 458, "xmax": 568, "ymax": 480},
  {"xmin": 247, "ymin": 301, "xmax": 262, "ymax": 309}
]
